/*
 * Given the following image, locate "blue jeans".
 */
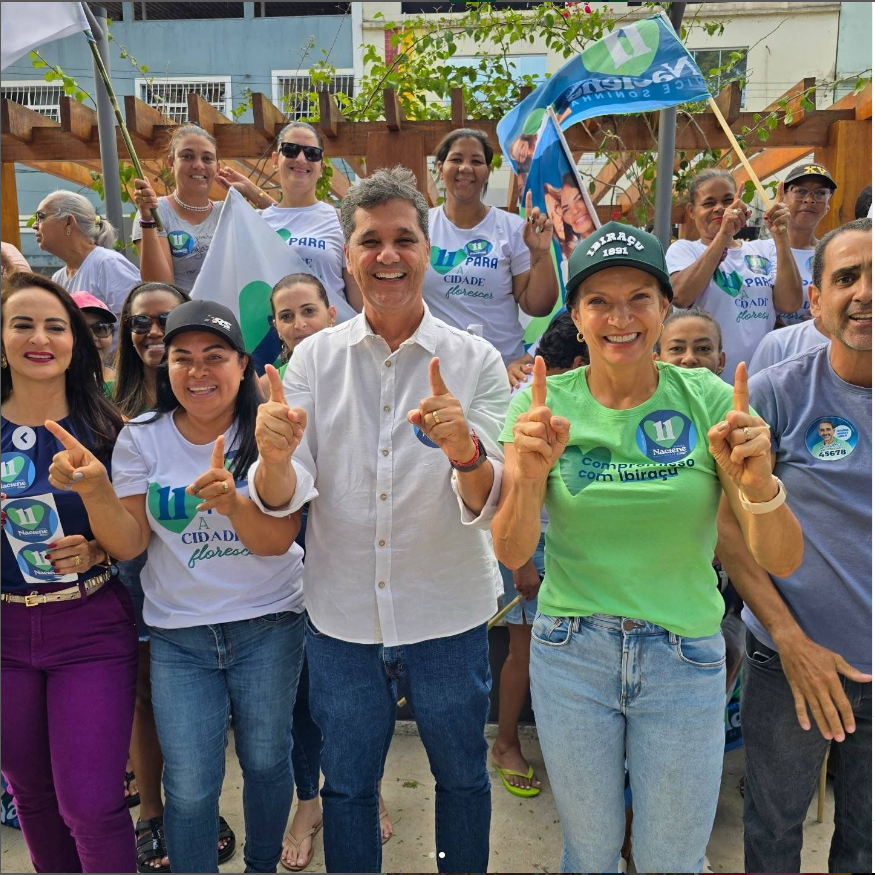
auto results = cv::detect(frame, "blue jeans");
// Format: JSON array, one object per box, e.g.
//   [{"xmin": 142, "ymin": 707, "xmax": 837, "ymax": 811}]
[
  {"xmin": 150, "ymin": 611, "xmax": 306, "ymax": 873},
  {"xmin": 305, "ymin": 618, "xmax": 492, "ymax": 873},
  {"xmin": 529, "ymin": 612, "xmax": 726, "ymax": 873},
  {"xmin": 291, "ymin": 642, "xmax": 322, "ymax": 801},
  {"xmin": 742, "ymin": 630, "xmax": 872, "ymax": 873}
]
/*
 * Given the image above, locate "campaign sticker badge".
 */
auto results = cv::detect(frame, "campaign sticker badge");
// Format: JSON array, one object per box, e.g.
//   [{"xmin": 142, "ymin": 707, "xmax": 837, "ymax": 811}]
[
  {"xmin": 636, "ymin": 410, "xmax": 697, "ymax": 463},
  {"xmin": 805, "ymin": 416, "xmax": 858, "ymax": 462},
  {"xmin": 2, "ymin": 492, "xmax": 76, "ymax": 584},
  {"xmin": 412, "ymin": 424, "xmax": 439, "ymax": 449},
  {"xmin": 168, "ymin": 230, "xmax": 195, "ymax": 258},
  {"xmin": 1, "ymin": 453, "xmax": 36, "ymax": 496},
  {"xmin": 3, "ymin": 498, "xmax": 59, "ymax": 543}
]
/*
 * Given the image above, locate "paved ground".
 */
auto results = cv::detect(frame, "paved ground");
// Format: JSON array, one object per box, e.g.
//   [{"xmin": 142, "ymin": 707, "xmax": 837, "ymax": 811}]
[{"xmin": 2, "ymin": 727, "xmax": 834, "ymax": 873}]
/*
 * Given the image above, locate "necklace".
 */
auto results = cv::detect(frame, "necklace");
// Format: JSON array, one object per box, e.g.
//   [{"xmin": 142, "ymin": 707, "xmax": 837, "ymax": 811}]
[{"xmin": 172, "ymin": 191, "xmax": 213, "ymax": 213}]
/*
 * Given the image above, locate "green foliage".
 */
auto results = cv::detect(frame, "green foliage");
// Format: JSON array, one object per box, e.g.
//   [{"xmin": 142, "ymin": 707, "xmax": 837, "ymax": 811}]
[{"xmin": 30, "ymin": 51, "xmax": 94, "ymax": 107}]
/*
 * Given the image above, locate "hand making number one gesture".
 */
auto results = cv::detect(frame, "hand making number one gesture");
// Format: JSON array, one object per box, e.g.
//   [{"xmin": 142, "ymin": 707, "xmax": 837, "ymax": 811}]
[
  {"xmin": 255, "ymin": 364, "xmax": 308, "ymax": 465},
  {"xmin": 45, "ymin": 420, "xmax": 110, "ymax": 495},
  {"xmin": 707, "ymin": 362, "xmax": 775, "ymax": 500},
  {"xmin": 511, "ymin": 355, "xmax": 571, "ymax": 481},
  {"xmin": 764, "ymin": 180, "xmax": 790, "ymax": 237},
  {"xmin": 186, "ymin": 435, "xmax": 239, "ymax": 516},
  {"xmin": 521, "ymin": 189, "xmax": 552, "ymax": 256},
  {"xmin": 407, "ymin": 357, "xmax": 476, "ymax": 463}
]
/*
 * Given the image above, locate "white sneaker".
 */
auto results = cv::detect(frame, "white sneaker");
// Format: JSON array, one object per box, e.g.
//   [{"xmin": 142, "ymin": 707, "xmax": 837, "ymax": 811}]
[{"xmin": 618, "ymin": 858, "xmax": 628, "ymax": 873}]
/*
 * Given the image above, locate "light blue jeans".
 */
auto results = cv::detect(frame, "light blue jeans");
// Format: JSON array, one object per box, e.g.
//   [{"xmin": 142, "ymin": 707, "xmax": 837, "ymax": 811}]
[{"xmin": 529, "ymin": 612, "xmax": 726, "ymax": 873}]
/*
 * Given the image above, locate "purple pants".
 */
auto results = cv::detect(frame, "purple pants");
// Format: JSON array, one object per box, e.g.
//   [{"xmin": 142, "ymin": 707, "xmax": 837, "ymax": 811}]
[{"xmin": 1, "ymin": 579, "xmax": 138, "ymax": 873}]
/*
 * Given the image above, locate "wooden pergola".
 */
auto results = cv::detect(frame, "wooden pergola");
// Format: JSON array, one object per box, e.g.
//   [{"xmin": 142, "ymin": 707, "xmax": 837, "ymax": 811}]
[{"xmin": 1, "ymin": 79, "xmax": 871, "ymax": 249}]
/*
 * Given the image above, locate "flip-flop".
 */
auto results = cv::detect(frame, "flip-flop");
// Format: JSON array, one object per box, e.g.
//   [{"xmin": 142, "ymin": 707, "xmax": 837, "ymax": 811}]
[
  {"xmin": 494, "ymin": 765, "xmax": 541, "ymax": 798},
  {"xmin": 280, "ymin": 820, "xmax": 322, "ymax": 872},
  {"xmin": 379, "ymin": 807, "xmax": 393, "ymax": 845}
]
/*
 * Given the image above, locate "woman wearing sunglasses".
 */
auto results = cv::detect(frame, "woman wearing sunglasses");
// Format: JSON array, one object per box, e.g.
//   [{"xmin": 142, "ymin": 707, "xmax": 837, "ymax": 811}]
[
  {"xmin": 216, "ymin": 122, "xmax": 362, "ymax": 312},
  {"xmin": 34, "ymin": 191, "xmax": 141, "ymax": 318},
  {"xmin": 71, "ymin": 291, "xmax": 117, "ymax": 390},
  {"xmin": 111, "ymin": 282, "xmax": 237, "ymax": 872},
  {"xmin": 132, "ymin": 125, "xmax": 223, "ymax": 294}
]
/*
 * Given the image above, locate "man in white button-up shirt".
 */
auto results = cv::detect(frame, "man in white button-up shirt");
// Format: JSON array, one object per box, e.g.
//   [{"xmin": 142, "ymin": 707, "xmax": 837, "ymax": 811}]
[{"xmin": 248, "ymin": 167, "xmax": 532, "ymax": 873}]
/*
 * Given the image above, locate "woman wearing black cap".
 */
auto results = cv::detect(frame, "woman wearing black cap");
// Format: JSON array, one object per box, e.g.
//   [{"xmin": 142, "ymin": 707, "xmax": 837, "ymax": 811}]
[
  {"xmin": 46, "ymin": 299, "xmax": 316, "ymax": 873},
  {"xmin": 491, "ymin": 223, "xmax": 803, "ymax": 873}
]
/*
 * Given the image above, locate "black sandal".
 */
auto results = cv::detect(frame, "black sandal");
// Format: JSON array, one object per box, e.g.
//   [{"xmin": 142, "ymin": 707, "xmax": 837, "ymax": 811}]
[
  {"xmin": 218, "ymin": 815, "xmax": 236, "ymax": 865},
  {"xmin": 125, "ymin": 770, "xmax": 141, "ymax": 809},
  {"xmin": 136, "ymin": 816, "xmax": 171, "ymax": 874}
]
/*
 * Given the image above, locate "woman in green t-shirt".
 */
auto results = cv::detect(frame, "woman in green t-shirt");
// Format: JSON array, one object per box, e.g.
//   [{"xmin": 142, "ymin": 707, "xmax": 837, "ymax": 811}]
[{"xmin": 491, "ymin": 223, "xmax": 803, "ymax": 874}]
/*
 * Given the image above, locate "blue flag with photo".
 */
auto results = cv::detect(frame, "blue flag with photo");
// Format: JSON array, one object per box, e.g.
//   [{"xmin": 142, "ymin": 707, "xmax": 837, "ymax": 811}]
[
  {"xmin": 498, "ymin": 13, "xmax": 709, "ymax": 181},
  {"xmin": 519, "ymin": 109, "xmax": 599, "ymax": 345}
]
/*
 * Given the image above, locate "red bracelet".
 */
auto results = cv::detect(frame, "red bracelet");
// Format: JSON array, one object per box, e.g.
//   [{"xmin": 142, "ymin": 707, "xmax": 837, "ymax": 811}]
[{"xmin": 450, "ymin": 431, "xmax": 480, "ymax": 468}]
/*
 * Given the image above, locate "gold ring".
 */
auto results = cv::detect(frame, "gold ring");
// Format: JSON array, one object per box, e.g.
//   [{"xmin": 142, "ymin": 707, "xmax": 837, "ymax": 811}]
[
  {"xmin": 743, "ymin": 426, "xmax": 752, "ymax": 441},
  {"xmin": 74, "ymin": 555, "xmax": 82, "ymax": 566},
  {"xmin": 222, "ymin": 481, "xmax": 229, "ymax": 494},
  {"xmin": 433, "ymin": 412, "xmax": 441, "ymax": 425}
]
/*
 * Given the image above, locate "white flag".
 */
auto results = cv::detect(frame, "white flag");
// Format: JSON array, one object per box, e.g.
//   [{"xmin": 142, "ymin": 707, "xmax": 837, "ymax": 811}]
[
  {"xmin": 1, "ymin": 2, "xmax": 90, "ymax": 70},
  {"xmin": 190, "ymin": 188, "xmax": 355, "ymax": 370}
]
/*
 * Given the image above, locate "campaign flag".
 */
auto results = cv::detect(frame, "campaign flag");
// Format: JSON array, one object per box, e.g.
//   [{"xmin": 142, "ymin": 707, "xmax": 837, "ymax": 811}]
[
  {"xmin": 1, "ymin": 2, "xmax": 90, "ymax": 70},
  {"xmin": 498, "ymin": 12, "xmax": 709, "ymax": 179},
  {"xmin": 519, "ymin": 108, "xmax": 600, "ymax": 346},
  {"xmin": 190, "ymin": 188, "xmax": 356, "ymax": 372}
]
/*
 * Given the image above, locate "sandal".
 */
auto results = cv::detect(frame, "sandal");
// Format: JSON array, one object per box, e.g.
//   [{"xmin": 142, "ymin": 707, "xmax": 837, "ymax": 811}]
[
  {"xmin": 125, "ymin": 770, "xmax": 141, "ymax": 809},
  {"xmin": 280, "ymin": 820, "xmax": 322, "ymax": 872},
  {"xmin": 218, "ymin": 815, "xmax": 236, "ymax": 865},
  {"xmin": 136, "ymin": 816, "xmax": 171, "ymax": 874},
  {"xmin": 380, "ymin": 807, "xmax": 393, "ymax": 846}
]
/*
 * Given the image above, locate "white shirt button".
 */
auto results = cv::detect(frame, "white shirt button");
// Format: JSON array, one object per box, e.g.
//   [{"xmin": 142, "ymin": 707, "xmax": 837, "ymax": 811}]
[
  {"xmin": 383, "ymin": 405, "xmax": 391, "ymax": 413},
  {"xmin": 379, "ymin": 539, "xmax": 386, "ymax": 547},
  {"xmin": 382, "ymin": 449, "xmax": 389, "ymax": 456},
  {"xmin": 380, "ymin": 493, "xmax": 387, "ymax": 500},
  {"xmin": 378, "ymin": 581, "xmax": 386, "ymax": 589},
  {"xmin": 384, "ymin": 361, "xmax": 392, "ymax": 367}
]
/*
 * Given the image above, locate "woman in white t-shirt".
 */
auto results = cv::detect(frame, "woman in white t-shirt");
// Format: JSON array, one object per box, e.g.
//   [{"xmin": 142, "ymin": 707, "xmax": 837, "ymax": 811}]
[
  {"xmin": 665, "ymin": 168, "xmax": 801, "ymax": 383},
  {"xmin": 50, "ymin": 299, "xmax": 315, "ymax": 873},
  {"xmin": 422, "ymin": 128, "xmax": 558, "ymax": 380},
  {"xmin": 132, "ymin": 124, "xmax": 224, "ymax": 294},
  {"xmin": 35, "ymin": 191, "xmax": 141, "ymax": 317},
  {"xmin": 216, "ymin": 121, "xmax": 362, "ymax": 313}
]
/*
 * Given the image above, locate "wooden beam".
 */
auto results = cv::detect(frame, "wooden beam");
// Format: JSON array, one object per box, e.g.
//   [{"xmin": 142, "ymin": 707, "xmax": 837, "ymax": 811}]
[
  {"xmin": 1, "ymin": 98, "xmax": 59, "ymax": 142},
  {"xmin": 815, "ymin": 118, "xmax": 873, "ymax": 231},
  {"xmin": 124, "ymin": 95, "xmax": 175, "ymax": 143},
  {"xmin": 318, "ymin": 92, "xmax": 342, "ymax": 139},
  {"xmin": 778, "ymin": 77, "xmax": 815, "ymax": 128},
  {"xmin": 251, "ymin": 92, "xmax": 284, "ymax": 143},
  {"xmin": 343, "ymin": 156, "xmax": 366, "ymax": 177},
  {"xmin": 59, "ymin": 96, "xmax": 98, "ymax": 143},
  {"xmin": 383, "ymin": 88, "xmax": 404, "ymax": 132},
  {"xmin": 830, "ymin": 81, "xmax": 872, "ymax": 120},
  {"xmin": 586, "ymin": 151, "xmax": 635, "ymax": 204},
  {"xmin": 365, "ymin": 129, "xmax": 427, "ymax": 197},
  {"xmin": 327, "ymin": 159, "xmax": 351, "ymax": 199},
  {"xmin": 714, "ymin": 82, "xmax": 742, "ymax": 126},
  {"xmin": 187, "ymin": 92, "xmax": 233, "ymax": 137},
  {"xmin": 1, "ymin": 163, "xmax": 20, "ymax": 249},
  {"xmin": 21, "ymin": 160, "xmax": 100, "ymax": 188},
  {"xmin": 450, "ymin": 88, "xmax": 465, "ymax": 128},
  {"xmin": 731, "ymin": 147, "xmax": 810, "ymax": 185},
  {"xmin": 426, "ymin": 171, "xmax": 439, "ymax": 208}
]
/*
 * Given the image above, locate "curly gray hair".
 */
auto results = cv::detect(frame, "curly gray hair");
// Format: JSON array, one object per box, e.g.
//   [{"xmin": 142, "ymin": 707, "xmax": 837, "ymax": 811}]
[{"xmin": 339, "ymin": 166, "xmax": 429, "ymax": 244}]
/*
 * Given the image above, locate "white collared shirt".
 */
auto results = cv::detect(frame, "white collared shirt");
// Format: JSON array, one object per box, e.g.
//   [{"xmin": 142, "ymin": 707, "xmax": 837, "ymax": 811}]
[{"xmin": 248, "ymin": 305, "xmax": 509, "ymax": 647}]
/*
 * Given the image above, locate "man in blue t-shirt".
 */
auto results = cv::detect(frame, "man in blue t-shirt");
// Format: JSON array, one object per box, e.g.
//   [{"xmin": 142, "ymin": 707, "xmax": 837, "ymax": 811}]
[{"xmin": 715, "ymin": 218, "xmax": 872, "ymax": 874}]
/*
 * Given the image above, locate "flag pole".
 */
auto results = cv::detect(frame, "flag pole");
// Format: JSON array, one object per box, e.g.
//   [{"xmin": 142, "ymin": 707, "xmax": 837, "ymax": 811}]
[
  {"xmin": 395, "ymin": 595, "xmax": 524, "ymax": 709},
  {"xmin": 708, "ymin": 96, "xmax": 775, "ymax": 211},
  {"xmin": 81, "ymin": 4, "xmax": 164, "ymax": 231}
]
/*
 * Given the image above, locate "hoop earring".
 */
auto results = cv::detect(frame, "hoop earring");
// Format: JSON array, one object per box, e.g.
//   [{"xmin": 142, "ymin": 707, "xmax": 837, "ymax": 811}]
[
  {"xmin": 65, "ymin": 226, "xmax": 72, "ymax": 236},
  {"xmin": 0, "ymin": 352, "xmax": 7, "ymax": 368},
  {"xmin": 576, "ymin": 332, "xmax": 585, "ymax": 344}
]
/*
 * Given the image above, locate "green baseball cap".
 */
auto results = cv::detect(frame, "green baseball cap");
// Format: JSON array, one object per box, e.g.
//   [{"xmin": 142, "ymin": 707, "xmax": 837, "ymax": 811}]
[{"xmin": 566, "ymin": 222, "xmax": 673, "ymax": 303}]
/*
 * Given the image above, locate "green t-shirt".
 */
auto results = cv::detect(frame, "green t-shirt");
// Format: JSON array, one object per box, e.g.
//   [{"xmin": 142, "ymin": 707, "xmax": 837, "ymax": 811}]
[
  {"xmin": 278, "ymin": 361, "xmax": 289, "ymax": 380},
  {"xmin": 499, "ymin": 362, "xmax": 737, "ymax": 638}
]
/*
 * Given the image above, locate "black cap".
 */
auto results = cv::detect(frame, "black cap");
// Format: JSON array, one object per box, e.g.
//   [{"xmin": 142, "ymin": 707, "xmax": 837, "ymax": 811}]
[
  {"xmin": 567, "ymin": 222, "xmax": 673, "ymax": 302},
  {"xmin": 785, "ymin": 162, "xmax": 837, "ymax": 191},
  {"xmin": 162, "ymin": 300, "xmax": 246, "ymax": 353}
]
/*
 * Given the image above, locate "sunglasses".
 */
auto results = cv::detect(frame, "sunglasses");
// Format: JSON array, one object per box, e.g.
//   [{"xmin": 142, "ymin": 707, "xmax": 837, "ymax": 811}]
[
  {"xmin": 127, "ymin": 313, "xmax": 171, "ymax": 334},
  {"xmin": 89, "ymin": 321, "xmax": 115, "ymax": 339},
  {"xmin": 278, "ymin": 142, "xmax": 324, "ymax": 162}
]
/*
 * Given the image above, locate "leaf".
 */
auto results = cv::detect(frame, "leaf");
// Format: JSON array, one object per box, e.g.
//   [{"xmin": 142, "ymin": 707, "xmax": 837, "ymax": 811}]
[
  {"xmin": 31, "ymin": 57, "xmax": 46, "ymax": 69},
  {"xmin": 800, "ymin": 96, "xmax": 815, "ymax": 112},
  {"xmin": 756, "ymin": 128, "xmax": 769, "ymax": 142},
  {"xmin": 44, "ymin": 70, "xmax": 58, "ymax": 82},
  {"xmin": 766, "ymin": 114, "xmax": 777, "ymax": 131}
]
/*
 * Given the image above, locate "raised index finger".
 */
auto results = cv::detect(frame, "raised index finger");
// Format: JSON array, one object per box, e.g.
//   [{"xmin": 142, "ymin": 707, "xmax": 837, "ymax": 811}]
[
  {"xmin": 775, "ymin": 180, "xmax": 785, "ymax": 204},
  {"xmin": 45, "ymin": 420, "xmax": 83, "ymax": 452},
  {"xmin": 735, "ymin": 181, "xmax": 745, "ymax": 203},
  {"xmin": 525, "ymin": 189, "xmax": 533, "ymax": 221},
  {"xmin": 210, "ymin": 435, "xmax": 226, "ymax": 470},
  {"xmin": 530, "ymin": 355, "xmax": 547, "ymax": 409},
  {"xmin": 265, "ymin": 364, "xmax": 287, "ymax": 405},
  {"xmin": 733, "ymin": 362, "xmax": 750, "ymax": 413},
  {"xmin": 429, "ymin": 357, "xmax": 449, "ymax": 397}
]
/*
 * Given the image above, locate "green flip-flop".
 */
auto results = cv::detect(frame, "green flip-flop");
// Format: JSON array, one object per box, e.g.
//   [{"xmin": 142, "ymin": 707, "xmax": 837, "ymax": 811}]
[{"xmin": 494, "ymin": 764, "xmax": 541, "ymax": 798}]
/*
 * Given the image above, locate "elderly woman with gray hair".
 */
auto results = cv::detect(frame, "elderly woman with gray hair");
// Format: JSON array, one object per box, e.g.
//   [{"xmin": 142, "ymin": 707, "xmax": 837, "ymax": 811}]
[{"xmin": 34, "ymin": 190, "xmax": 140, "ymax": 318}]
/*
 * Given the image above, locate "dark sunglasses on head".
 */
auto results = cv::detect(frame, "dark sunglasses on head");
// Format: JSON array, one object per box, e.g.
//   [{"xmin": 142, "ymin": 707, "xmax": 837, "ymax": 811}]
[
  {"xmin": 89, "ymin": 321, "xmax": 115, "ymax": 339},
  {"xmin": 127, "ymin": 312, "xmax": 171, "ymax": 334},
  {"xmin": 278, "ymin": 142, "xmax": 324, "ymax": 162}
]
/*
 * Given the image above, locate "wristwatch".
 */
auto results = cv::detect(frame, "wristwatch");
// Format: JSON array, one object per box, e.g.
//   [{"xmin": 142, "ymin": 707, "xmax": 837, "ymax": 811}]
[
  {"xmin": 450, "ymin": 432, "xmax": 489, "ymax": 473},
  {"xmin": 739, "ymin": 477, "xmax": 787, "ymax": 514}
]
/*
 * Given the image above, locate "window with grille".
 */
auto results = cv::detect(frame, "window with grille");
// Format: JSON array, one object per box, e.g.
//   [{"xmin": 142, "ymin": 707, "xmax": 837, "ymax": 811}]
[
  {"xmin": 272, "ymin": 70, "xmax": 355, "ymax": 121},
  {"xmin": 131, "ymin": 2, "xmax": 244, "ymax": 20},
  {"xmin": 135, "ymin": 77, "xmax": 232, "ymax": 123},
  {"xmin": 690, "ymin": 48, "xmax": 748, "ymax": 106},
  {"xmin": 0, "ymin": 81, "xmax": 63, "ymax": 121},
  {"xmin": 254, "ymin": 2, "xmax": 350, "ymax": 15}
]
